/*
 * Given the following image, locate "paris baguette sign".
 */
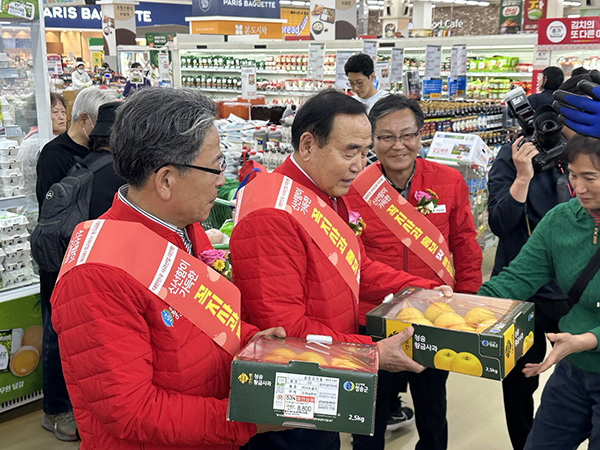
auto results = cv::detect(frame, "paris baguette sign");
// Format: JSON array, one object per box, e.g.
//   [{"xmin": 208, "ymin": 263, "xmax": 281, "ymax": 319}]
[{"xmin": 538, "ymin": 17, "xmax": 600, "ymax": 46}]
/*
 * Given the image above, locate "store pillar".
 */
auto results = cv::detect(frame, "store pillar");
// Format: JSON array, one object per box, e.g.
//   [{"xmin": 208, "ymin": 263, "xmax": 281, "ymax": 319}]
[
  {"xmin": 545, "ymin": 0, "xmax": 563, "ymax": 19},
  {"xmin": 412, "ymin": 1, "xmax": 433, "ymax": 32},
  {"xmin": 97, "ymin": 0, "xmax": 138, "ymax": 71}
]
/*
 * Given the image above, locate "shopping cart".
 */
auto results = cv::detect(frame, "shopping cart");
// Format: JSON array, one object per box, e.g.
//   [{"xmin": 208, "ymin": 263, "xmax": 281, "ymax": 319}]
[{"xmin": 202, "ymin": 197, "xmax": 235, "ymax": 232}]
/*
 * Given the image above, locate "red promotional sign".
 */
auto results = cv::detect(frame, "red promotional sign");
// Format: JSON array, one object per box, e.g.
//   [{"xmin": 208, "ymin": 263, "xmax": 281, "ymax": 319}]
[
  {"xmin": 538, "ymin": 17, "xmax": 600, "ymax": 46},
  {"xmin": 522, "ymin": 0, "xmax": 547, "ymax": 33}
]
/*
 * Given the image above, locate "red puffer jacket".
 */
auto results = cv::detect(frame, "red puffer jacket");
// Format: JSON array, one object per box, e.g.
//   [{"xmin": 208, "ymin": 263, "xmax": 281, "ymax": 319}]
[
  {"xmin": 51, "ymin": 196, "xmax": 258, "ymax": 450},
  {"xmin": 346, "ymin": 159, "xmax": 482, "ymax": 304},
  {"xmin": 230, "ymin": 156, "xmax": 438, "ymax": 337}
]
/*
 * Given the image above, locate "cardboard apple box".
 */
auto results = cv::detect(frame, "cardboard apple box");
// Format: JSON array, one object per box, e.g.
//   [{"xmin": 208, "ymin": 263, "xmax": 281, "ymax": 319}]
[
  {"xmin": 366, "ymin": 287, "xmax": 535, "ymax": 381},
  {"xmin": 227, "ymin": 335, "xmax": 378, "ymax": 435}
]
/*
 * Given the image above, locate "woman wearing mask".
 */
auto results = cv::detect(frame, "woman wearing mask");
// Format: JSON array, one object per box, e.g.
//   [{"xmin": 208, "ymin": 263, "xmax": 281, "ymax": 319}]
[{"xmin": 71, "ymin": 61, "xmax": 91, "ymax": 89}]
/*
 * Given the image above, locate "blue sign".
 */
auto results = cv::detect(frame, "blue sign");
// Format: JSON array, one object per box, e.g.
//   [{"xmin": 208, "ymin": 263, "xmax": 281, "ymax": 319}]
[
  {"xmin": 43, "ymin": 2, "xmax": 191, "ymax": 29},
  {"xmin": 191, "ymin": 0, "xmax": 280, "ymax": 20},
  {"xmin": 448, "ymin": 76, "xmax": 467, "ymax": 100},
  {"xmin": 422, "ymin": 78, "xmax": 443, "ymax": 100}
]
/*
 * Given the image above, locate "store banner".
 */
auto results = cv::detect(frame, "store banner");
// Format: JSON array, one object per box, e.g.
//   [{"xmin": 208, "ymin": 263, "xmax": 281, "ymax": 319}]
[
  {"xmin": 448, "ymin": 76, "xmax": 467, "ymax": 100},
  {"xmin": 191, "ymin": 0, "xmax": 280, "ymax": 20},
  {"xmin": 362, "ymin": 40, "xmax": 377, "ymax": 64},
  {"xmin": 307, "ymin": 42, "xmax": 325, "ymax": 80},
  {"xmin": 424, "ymin": 45, "xmax": 441, "ymax": 79},
  {"xmin": 376, "ymin": 62, "xmax": 390, "ymax": 91},
  {"xmin": 146, "ymin": 33, "xmax": 174, "ymax": 48},
  {"xmin": 422, "ymin": 78, "xmax": 443, "ymax": 99},
  {"xmin": 0, "ymin": 294, "xmax": 42, "ymax": 405},
  {"xmin": 281, "ymin": 7, "xmax": 309, "ymax": 37},
  {"xmin": 241, "ymin": 65, "xmax": 257, "ymax": 99},
  {"xmin": 1, "ymin": 0, "xmax": 39, "ymax": 20},
  {"xmin": 43, "ymin": 2, "xmax": 190, "ymax": 29},
  {"xmin": 498, "ymin": 0, "xmax": 522, "ymax": 34},
  {"xmin": 390, "ymin": 47, "xmax": 404, "ymax": 84},
  {"xmin": 538, "ymin": 17, "xmax": 600, "ymax": 46},
  {"xmin": 521, "ymin": 0, "xmax": 546, "ymax": 34},
  {"xmin": 309, "ymin": 0, "xmax": 356, "ymax": 40},
  {"xmin": 335, "ymin": 50, "xmax": 354, "ymax": 89}
]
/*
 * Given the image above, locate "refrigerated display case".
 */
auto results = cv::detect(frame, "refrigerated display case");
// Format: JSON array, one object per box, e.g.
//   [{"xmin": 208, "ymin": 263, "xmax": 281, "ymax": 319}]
[{"xmin": 0, "ymin": 0, "xmax": 51, "ymax": 413}]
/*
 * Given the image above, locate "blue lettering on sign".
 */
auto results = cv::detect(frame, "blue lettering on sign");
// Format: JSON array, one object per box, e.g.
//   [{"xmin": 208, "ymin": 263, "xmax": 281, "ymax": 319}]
[
  {"xmin": 43, "ymin": 2, "xmax": 190, "ymax": 29},
  {"xmin": 192, "ymin": 0, "xmax": 280, "ymax": 20}
]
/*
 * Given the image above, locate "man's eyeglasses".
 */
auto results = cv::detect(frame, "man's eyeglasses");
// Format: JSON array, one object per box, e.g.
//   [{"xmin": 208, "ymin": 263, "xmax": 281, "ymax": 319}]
[
  {"xmin": 155, "ymin": 157, "xmax": 227, "ymax": 175},
  {"xmin": 374, "ymin": 131, "xmax": 421, "ymax": 145},
  {"xmin": 347, "ymin": 79, "xmax": 367, "ymax": 88}
]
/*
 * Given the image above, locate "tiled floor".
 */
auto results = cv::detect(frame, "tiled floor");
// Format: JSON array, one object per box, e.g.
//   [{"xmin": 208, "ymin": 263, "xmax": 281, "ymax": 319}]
[{"xmin": 0, "ymin": 247, "xmax": 589, "ymax": 449}]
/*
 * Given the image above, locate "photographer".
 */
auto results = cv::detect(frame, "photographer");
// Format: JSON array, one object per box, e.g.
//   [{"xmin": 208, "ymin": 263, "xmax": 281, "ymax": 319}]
[
  {"xmin": 553, "ymin": 70, "xmax": 600, "ymax": 139},
  {"xmin": 488, "ymin": 76, "xmax": 588, "ymax": 450}
]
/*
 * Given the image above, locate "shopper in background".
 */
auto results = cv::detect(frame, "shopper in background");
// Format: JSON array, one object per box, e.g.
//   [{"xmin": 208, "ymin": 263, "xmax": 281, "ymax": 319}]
[
  {"xmin": 487, "ymin": 75, "xmax": 593, "ymax": 450},
  {"xmin": 480, "ymin": 134, "xmax": 600, "ymax": 450},
  {"xmin": 344, "ymin": 53, "xmax": 388, "ymax": 114},
  {"xmin": 231, "ymin": 90, "xmax": 452, "ymax": 450},
  {"xmin": 528, "ymin": 66, "xmax": 564, "ymax": 110},
  {"xmin": 18, "ymin": 92, "xmax": 67, "ymax": 214},
  {"xmin": 571, "ymin": 67, "xmax": 589, "ymax": 77},
  {"xmin": 35, "ymin": 86, "xmax": 113, "ymax": 442},
  {"xmin": 346, "ymin": 94, "xmax": 482, "ymax": 450},
  {"xmin": 51, "ymin": 87, "xmax": 287, "ymax": 449},
  {"xmin": 123, "ymin": 62, "xmax": 152, "ymax": 97},
  {"xmin": 71, "ymin": 61, "xmax": 92, "ymax": 89}
]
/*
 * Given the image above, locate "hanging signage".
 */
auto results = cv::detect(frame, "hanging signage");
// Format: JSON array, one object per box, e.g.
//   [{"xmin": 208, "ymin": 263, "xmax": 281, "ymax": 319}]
[
  {"xmin": 47, "ymin": 54, "xmax": 62, "ymax": 74},
  {"xmin": 362, "ymin": 40, "xmax": 377, "ymax": 64},
  {"xmin": 146, "ymin": 33, "xmax": 174, "ymax": 48},
  {"xmin": 538, "ymin": 17, "xmax": 600, "ymax": 46},
  {"xmin": 191, "ymin": 0, "xmax": 280, "ymax": 20},
  {"xmin": 241, "ymin": 65, "xmax": 257, "ymax": 99},
  {"xmin": 498, "ymin": 0, "xmax": 522, "ymax": 34},
  {"xmin": 1, "ymin": 0, "xmax": 39, "ymax": 20},
  {"xmin": 448, "ymin": 76, "xmax": 467, "ymax": 100},
  {"xmin": 422, "ymin": 78, "xmax": 443, "ymax": 100},
  {"xmin": 158, "ymin": 53, "xmax": 170, "ymax": 81},
  {"xmin": 522, "ymin": 0, "xmax": 546, "ymax": 34},
  {"xmin": 281, "ymin": 7, "xmax": 309, "ymax": 37},
  {"xmin": 424, "ymin": 45, "xmax": 441, "ymax": 79},
  {"xmin": 376, "ymin": 62, "xmax": 390, "ymax": 91},
  {"xmin": 307, "ymin": 42, "xmax": 325, "ymax": 80},
  {"xmin": 335, "ymin": 50, "xmax": 354, "ymax": 89},
  {"xmin": 390, "ymin": 48, "xmax": 404, "ymax": 83},
  {"xmin": 450, "ymin": 44, "xmax": 467, "ymax": 79},
  {"xmin": 44, "ymin": 0, "xmax": 85, "ymax": 5},
  {"xmin": 43, "ymin": 2, "xmax": 190, "ymax": 28}
]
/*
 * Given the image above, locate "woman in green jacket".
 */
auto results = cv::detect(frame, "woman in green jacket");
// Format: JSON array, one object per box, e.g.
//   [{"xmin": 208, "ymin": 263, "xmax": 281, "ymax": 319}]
[{"xmin": 478, "ymin": 134, "xmax": 600, "ymax": 450}]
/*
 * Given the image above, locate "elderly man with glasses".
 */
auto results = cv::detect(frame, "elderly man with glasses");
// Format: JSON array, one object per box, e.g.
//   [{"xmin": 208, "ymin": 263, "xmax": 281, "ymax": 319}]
[
  {"xmin": 49, "ymin": 87, "xmax": 286, "ymax": 450},
  {"xmin": 346, "ymin": 94, "xmax": 482, "ymax": 450}
]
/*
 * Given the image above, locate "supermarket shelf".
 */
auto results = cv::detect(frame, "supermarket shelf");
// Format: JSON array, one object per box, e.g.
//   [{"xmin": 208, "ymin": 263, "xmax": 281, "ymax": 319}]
[
  {"xmin": 0, "ymin": 389, "xmax": 43, "ymax": 414},
  {"xmin": 0, "ymin": 282, "xmax": 39, "ymax": 304},
  {"xmin": 181, "ymin": 67, "xmax": 336, "ymax": 76},
  {"xmin": 196, "ymin": 88, "xmax": 320, "ymax": 97}
]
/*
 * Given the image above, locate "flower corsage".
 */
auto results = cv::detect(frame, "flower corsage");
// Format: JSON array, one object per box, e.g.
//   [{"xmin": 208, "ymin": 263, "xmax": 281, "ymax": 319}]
[
  {"xmin": 200, "ymin": 249, "xmax": 232, "ymax": 280},
  {"xmin": 348, "ymin": 211, "xmax": 366, "ymax": 237},
  {"xmin": 414, "ymin": 189, "xmax": 438, "ymax": 215}
]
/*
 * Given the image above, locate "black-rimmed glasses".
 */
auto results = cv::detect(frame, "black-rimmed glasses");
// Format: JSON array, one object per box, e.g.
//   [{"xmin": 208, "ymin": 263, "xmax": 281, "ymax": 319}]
[
  {"xmin": 155, "ymin": 158, "xmax": 226, "ymax": 175},
  {"xmin": 374, "ymin": 131, "xmax": 421, "ymax": 145}
]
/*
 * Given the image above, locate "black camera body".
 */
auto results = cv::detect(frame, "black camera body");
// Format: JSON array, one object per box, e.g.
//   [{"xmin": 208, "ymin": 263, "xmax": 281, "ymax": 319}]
[{"xmin": 504, "ymin": 87, "xmax": 566, "ymax": 172}]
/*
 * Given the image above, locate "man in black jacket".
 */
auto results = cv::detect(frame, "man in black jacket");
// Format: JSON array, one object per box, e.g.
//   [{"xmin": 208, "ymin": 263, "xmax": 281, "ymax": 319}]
[{"xmin": 35, "ymin": 86, "xmax": 113, "ymax": 441}]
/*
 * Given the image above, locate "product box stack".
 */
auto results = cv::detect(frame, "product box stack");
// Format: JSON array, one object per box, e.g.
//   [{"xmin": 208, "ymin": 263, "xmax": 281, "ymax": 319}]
[
  {"xmin": 228, "ymin": 335, "xmax": 379, "ymax": 435},
  {"xmin": 0, "ymin": 211, "xmax": 35, "ymax": 290},
  {"xmin": 367, "ymin": 288, "xmax": 534, "ymax": 381}
]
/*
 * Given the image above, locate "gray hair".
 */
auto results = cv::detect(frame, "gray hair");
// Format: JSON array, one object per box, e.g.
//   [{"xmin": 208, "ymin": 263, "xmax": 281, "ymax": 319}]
[
  {"xmin": 71, "ymin": 87, "xmax": 114, "ymax": 123},
  {"xmin": 111, "ymin": 87, "xmax": 217, "ymax": 187}
]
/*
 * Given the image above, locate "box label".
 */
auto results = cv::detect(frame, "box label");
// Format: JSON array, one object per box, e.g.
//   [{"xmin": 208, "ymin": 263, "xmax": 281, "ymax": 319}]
[
  {"xmin": 385, "ymin": 320, "xmax": 412, "ymax": 358},
  {"xmin": 503, "ymin": 323, "xmax": 515, "ymax": 376},
  {"xmin": 274, "ymin": 372, "xmax": 339, "ymax": 419}
]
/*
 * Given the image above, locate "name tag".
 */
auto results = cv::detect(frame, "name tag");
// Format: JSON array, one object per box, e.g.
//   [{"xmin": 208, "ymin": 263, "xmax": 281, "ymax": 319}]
[{"xmin": 433, "ymin": 204, "xmax": 446, "ymax": 214}]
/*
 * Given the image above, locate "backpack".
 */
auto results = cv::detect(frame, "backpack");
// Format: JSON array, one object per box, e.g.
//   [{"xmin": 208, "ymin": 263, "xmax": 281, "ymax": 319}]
[{"xmin": 31, "ymin": 152, "xmax": 113, "ymax": 273}]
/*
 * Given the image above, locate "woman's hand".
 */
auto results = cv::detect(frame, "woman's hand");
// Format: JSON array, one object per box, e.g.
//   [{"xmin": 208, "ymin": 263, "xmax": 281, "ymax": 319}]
[{"xmin": 522, "ymin": 331, "xmax": 598, "ymax": 377}]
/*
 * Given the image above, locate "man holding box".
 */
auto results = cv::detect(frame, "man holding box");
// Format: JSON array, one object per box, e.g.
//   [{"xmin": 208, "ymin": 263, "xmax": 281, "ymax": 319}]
[{"xmin": 230, "ymin": 90, "xmax": 450, "ymax": 450}]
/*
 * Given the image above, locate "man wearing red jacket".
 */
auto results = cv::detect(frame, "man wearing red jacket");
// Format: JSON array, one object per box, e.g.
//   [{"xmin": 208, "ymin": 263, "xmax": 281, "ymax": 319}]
[
  {"xmin": 50, "ymin": 88, "xmax": 285, "ymax": 450},
  {"xmin": 230, "ymin": 90, "xmax": 450, "ymax": 450},
  {"xmin": 346, "ymin": 94, "xmax": 482, "ymax": 450}
]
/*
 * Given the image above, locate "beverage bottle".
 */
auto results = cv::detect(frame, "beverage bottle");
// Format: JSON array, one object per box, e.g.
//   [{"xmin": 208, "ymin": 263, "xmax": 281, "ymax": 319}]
[{"xmin": 253, "ymin": 126, "xmax": 267, "ymax": 153}]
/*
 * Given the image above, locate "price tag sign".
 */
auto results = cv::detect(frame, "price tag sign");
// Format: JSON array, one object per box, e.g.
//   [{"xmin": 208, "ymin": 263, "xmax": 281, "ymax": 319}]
[
  {"xmin": 158, "ymin": 53, "xmax": 170, "ymax": 81},
  {"xmin": 241, "ymin": 65, "xmax": 257, "ymax": 99},
  {"xmin": 363, "ymin": 40, "xmax": 378, "ymax": 65},
  {"xmin": 450, "ymin": 44, "xmax": 467, "ymax": 79},
  {"xmin": 335, "ymin": 50, "xmax": 354, "ymax": 89},
  {"xmin": 308, "ymin": 42, "xmax": 325, "ymax": 81},
  {"xmin": 425, "ymin": 45, "xmax": 442, "ymax": 79},
  {"xmin": 376, "ymin": 62, "xmax": 391, "ymax": 91},
  {"xmin": 422, "ymin": 78, "xmax": 443, "ymax": 99},
  {"xmin": 390, "ymin": 48, "xmax": 404, "ymax": 83}
]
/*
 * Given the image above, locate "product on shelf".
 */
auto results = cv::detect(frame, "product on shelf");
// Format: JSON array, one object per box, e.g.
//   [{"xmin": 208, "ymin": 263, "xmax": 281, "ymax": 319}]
[{"xmin": 0, "ymin": 211, "xmax": 36, "ymax": 290}]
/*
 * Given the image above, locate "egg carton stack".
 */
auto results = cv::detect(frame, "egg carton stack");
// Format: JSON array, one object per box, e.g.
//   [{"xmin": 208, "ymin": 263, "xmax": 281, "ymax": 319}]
[
  {"xmin": 0, "ymin": 211, "xmax": 35, "ymax": 290},
  {"xmin": 0, "ymin": 136, "xmax": 24, "ymax": 198}
]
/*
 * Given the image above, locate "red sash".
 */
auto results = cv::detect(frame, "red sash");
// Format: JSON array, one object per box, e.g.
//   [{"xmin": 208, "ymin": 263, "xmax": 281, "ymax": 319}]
[
  {"xmin": 58, "ymin": 220, "xmax": 241, "ymax": 355},
  {"xmin": 234, "ymin": 172, "xmax": 361, "ymax": 299},
  {"xmin": 352, "ymin": 164, "xmax": 455, "ymax": 287}
]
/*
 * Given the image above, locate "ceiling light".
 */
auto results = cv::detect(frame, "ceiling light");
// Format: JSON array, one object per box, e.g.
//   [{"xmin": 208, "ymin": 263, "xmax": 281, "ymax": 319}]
[
  {"xmin": 478, "ymin": 1, "xmax": 490, "ymax": 5},
  {"xmin": 568, "ymin": 13, "xmax": 581, "ymax": 17},
  {"xmin": 563, "ymin": 0, "xmax": 581, "ymax": 4}
]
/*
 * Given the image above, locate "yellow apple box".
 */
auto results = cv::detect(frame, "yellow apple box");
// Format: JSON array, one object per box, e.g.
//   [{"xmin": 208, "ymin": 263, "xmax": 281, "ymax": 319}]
[
  {"xmin": 227, "ymin": 334, "xmax": 379, "ymax": 435},
  {"xmin": 366, "ymin": 287, "xmax": 535, "ymax": 380}
]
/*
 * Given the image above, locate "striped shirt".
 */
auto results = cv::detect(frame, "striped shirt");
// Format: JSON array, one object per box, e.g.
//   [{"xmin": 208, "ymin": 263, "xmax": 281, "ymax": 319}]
[{"xmin": 117, "ymin": 185, "xmax": 193, "ymax": 254}]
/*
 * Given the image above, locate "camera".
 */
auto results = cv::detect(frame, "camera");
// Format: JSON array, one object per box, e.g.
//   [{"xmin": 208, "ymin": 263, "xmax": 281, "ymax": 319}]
[{"xmin": 504, "ymin": 87, "xmax": 566, "ymax": 172}]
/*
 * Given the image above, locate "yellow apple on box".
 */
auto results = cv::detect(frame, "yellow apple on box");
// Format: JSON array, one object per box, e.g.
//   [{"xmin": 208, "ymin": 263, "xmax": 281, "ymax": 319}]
[
  {"xmin": 263, "ymin": 347, "xmax": 298, "ymax": 364},
  {"xmin": 433, "ymin": 348, "xmax": 457, "ymax": 371},
  {"xmin": 409, "ymin": 316, "xmax": 434, "ymax": 326},
  {"xmin": 475, "ymin": 318, "xmax": 498, "ymax": 333},
  {"xmin": 424, "ymin": 302, "xmax": 455, "ymax": 323},
  {"xmin": 448, "ymin": 323, "xmax": 477, "ymax": 333},
  {"xmin": 523, "ymin": 331, "xmax": 534, "ymax": 353},
  {"xmin": 451, "ymin": 351, "xmax": 483, "ymax": 377},
  {"xmin": 464, "ymin": 307, "xmax": 497, "ymax": 327},
  {"xmin": 329, "ymin": 356, "xmax": 365, "ymax": 370},
  {"xmin": 433, "ymin": 312, "xmax": 466, "ymax": 329},
  {"xmin": 395, "ymin": 307, "xmax": 426, "ymax": 322},
  {"xmin": 296, "ymin": 351, "xmax": 328, "ymax": 366}
]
